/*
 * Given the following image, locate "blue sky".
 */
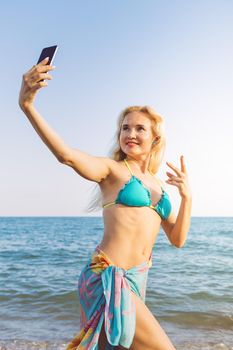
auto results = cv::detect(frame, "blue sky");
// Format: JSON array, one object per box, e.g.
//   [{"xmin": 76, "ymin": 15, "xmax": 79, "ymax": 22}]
[{"xmin": 1, "ymin": 0, "xmax": 232, "ymax": 216}]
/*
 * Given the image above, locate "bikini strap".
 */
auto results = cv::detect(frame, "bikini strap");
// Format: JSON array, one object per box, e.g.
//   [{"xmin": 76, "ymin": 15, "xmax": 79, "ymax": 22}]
[
  {"xmin": 124, "ymin": 159, "xmax": 158, "ymax": 180},
  {"xmin": 123, "ymin": 159, "xmax": 134, "ymax": 176}
]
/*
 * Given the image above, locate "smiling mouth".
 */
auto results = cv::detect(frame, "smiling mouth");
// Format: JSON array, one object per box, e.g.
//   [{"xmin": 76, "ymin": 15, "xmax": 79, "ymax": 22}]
[{"xmin": 126, "ymin": 142, "xmax": 139, "ymax": 145}]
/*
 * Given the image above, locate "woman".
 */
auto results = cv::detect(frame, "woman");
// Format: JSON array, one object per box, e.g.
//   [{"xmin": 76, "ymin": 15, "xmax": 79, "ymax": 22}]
[{"xmin": 19, "ymin": 58, "xmax": 192, "ymax": 350}]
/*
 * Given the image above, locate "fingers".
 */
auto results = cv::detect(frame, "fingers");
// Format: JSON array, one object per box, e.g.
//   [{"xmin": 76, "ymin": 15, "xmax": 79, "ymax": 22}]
[
  {"xmin": 23, "ymin": 59, "xmax": 55, "ymax": 89},
  {"xmin": 165, "ymin": 156, "xmax": 191, "ymax": 198},
  {"xmin": 166, "ymin": 155, "xmax": 187, "ymax": 175},
  {"xmin": 24, "ymin": 73, "xmax": 52, "ymax": 88},
  {"xmin": 166, "ymin": 171, "xmax": 174, "ymax": 177},
  {"xmin": 166, "ymin": 171, "xmax": 183, "ymax": 182},
  {"xmin": 166, "ymin": 161, "xmax": 182, "ymax": 176},
  {"xmin": 33, "ymin": 63, "xmax": 55, "ymax": 74},
  {"xmin": 36, "ymin": 57, "xmax": 54, "ymax": 69},
  {"xmin": 165, "ymin": 179, "xmax": 182, "ymax": 187},
  {"xmin": 165, "ymin": 155, "xmax": 187, "ymax": 187},
  {"xmin": 165, "ymin": 170, "xmax": 185, "ymax": 189},
  {"xmin": 34, "ymin": 72, "xmax": 53, "ymax": 83},
  {"xmin": 27, "ymin": 57, "xmax": 55, "ymax": 78},
  {"xmin": 180, "ymin": 155, "xmax": 187, "ymax": 173},
  {"xmin": 39, "ymin": 57, "xmax": 50, "ymax": 65},
  {"xmin": 28, "ymin": 57, "xmax": 53, "ymax": 72},
  {"xmin": 20, "ymin": 58, "xmax": 56, "ymax": 107},
  {"xmin": 31, "ymin": 80, "xmax": 49, "ymax": 91}
]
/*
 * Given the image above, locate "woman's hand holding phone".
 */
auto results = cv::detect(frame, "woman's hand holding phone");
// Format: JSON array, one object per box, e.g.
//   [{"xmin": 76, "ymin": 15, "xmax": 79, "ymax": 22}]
[{"xmin": 19, "ymin": 58, "xmax": 55, "ymax": 111}]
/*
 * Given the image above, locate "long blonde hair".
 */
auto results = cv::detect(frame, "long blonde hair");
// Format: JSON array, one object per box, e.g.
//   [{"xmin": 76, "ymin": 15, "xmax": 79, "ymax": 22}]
[{"xmin": 86, "ymin": 105, "xmax": 166, "ymax": 212}]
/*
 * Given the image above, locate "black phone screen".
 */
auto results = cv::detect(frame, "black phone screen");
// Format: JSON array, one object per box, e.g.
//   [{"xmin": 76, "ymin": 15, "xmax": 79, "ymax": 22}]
[{"xmin": 37, "ymin": 45, "xmax": 58, "ymax": 65}]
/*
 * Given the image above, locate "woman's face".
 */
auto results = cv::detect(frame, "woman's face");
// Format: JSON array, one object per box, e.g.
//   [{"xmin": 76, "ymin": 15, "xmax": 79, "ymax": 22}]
[{"xmin": 119, "ymin": 111, "xmax": 154, "ymax": 158}]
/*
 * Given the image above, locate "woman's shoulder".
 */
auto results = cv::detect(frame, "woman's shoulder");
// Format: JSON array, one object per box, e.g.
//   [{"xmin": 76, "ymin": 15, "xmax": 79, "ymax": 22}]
[
  {"xmin": 99, "ymin": 158, "xmax": 128, "ymax": 185},
  {"xmin": 101, "ymin": 157, "xmax": 123, "ymax": 170},
  {"xmin": 110, "ymin": 159, "xmax": 128, "ymax": 177}
]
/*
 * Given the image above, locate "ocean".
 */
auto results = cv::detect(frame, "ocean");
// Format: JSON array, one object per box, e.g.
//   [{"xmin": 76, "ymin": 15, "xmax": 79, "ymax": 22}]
[{"xmin": 0, "ymin": 216, "xmax": 232, "ymax": 349}]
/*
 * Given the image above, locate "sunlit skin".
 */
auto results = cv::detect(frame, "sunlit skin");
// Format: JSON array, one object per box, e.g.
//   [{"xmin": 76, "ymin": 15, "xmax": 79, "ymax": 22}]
[
  {"xmin": 119, "ymin": 112, "xmax": 191, "ymax": 200},
  {"xmin": 120, "ymin": 112, "xmax": 155, "ymax": 166},
  {"xmin": 19, "ymin": 58, "xmax": 192, "ymax": 350}
]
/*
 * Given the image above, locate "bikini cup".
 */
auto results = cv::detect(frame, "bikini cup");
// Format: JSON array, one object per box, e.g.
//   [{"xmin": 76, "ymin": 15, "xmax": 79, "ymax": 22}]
[{"xmin": 102, "ymin": 159, "xmax": 172, "ymax": 220}]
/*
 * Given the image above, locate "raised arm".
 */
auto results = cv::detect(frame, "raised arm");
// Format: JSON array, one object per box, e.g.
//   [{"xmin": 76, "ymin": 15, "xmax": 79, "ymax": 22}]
[
  {"xmin": 19, "ymin": 58, "xmax": 112, "ymax": 183},
  {"xmin": 161, "ymin": 156, "xmax": 192, "ymax": 248}
]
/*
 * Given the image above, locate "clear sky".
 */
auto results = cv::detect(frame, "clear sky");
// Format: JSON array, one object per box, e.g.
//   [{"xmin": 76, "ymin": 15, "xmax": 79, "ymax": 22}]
[{"xmin": 1, "ymin": 0, "xmax": 233, "ymax": 216}]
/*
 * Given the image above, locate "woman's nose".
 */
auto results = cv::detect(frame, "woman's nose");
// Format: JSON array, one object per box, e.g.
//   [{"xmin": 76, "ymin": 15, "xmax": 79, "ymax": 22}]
[{"xmin": 128, "ymin": 128, "xmax": 137, "ymax": 138}]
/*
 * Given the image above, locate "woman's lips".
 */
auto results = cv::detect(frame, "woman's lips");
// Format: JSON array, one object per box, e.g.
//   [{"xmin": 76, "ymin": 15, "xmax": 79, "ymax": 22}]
[{"xmin": 126, "ymin": 142, "xmax": 138, "ymax": 146}]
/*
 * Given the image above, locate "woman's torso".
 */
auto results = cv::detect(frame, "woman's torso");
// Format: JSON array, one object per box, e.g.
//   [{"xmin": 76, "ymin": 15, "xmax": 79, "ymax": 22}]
[{"xmin": 98, "ymin": 159, "xmax": 167, "ymax": 269}]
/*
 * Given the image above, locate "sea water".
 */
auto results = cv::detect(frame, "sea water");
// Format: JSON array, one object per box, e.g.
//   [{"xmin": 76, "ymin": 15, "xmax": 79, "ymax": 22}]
[{"xmin": 0, "ymin": 216, "xmax": 232, "ymax": 349}]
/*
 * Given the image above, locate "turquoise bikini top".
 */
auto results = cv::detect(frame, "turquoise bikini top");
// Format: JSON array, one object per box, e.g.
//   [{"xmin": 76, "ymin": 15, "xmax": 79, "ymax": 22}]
[{"xmin": 102, "ymin": 159, "xmax": 172, "ymax": 220}]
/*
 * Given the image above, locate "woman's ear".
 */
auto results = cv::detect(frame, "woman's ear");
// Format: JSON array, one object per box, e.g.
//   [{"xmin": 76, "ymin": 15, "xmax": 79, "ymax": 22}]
[{"xmin": 152, "ymin": 136, "xmax": 160, "ymax": 144}]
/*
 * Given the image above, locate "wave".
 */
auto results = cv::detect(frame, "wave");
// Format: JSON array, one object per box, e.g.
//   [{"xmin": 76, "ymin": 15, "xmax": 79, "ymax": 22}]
[
  {"xmin": 0, "ymin": 340, "xmax": 67, "ymax": 350},
  {"xmin": 0, "ymin": 339, "xmax": 232, "ymax": 350},
  {"xmin": 161, "ymin": 311, "xmax": 233, "ymax": 330}
]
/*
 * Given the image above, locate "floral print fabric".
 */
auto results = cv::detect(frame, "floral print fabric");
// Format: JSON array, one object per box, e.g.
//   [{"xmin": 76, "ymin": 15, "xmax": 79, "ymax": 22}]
[{"xmin": 66, "ymin": 246, "xmax": 152, "ymax": 350}]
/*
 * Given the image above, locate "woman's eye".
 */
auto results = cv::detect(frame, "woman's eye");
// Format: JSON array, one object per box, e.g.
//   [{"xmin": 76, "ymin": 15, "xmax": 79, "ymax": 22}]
[{"xmin": 122, "ymin": 126, "xmax": 145, "ymax": 131}]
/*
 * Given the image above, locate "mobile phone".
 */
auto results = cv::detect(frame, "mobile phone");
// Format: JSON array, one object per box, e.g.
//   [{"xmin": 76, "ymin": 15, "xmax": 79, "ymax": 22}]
[{"xmin": 37, "ymin": 45, "xmax": 58, "ymax": 65}]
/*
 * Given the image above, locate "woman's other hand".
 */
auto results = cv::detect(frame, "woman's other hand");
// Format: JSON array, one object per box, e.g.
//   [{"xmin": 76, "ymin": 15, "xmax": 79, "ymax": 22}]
[
  {"xmin": 165, "ymin": 155, "xmax": 192, "ymax": 200},
  {"xmin": 19, "ymin": 57, "xmax": 55, "ymax": 111}
]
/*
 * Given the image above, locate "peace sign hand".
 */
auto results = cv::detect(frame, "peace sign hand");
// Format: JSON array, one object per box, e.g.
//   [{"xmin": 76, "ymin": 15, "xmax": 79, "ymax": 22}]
[{"xmin": 165, "ymin": 156, "xmax": 192, "ymax": 200}]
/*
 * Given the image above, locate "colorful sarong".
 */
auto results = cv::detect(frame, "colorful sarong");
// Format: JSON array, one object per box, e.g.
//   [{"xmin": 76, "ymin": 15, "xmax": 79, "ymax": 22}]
[{"xmin": 66, "ymin": 246, "xmax": 152, "ymax": 350}]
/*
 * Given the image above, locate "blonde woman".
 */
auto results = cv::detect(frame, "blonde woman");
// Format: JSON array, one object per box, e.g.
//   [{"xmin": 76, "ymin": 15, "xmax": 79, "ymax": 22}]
[{"xmin": 19, "ymin": 58, "xmax": 192, "ymax": 350}]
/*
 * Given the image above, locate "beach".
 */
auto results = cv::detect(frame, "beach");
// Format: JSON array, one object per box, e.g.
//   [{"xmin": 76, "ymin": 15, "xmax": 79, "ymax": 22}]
[{"xmin": 0, "ymin": 216, "xmax": 232, "ymax": 349}]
